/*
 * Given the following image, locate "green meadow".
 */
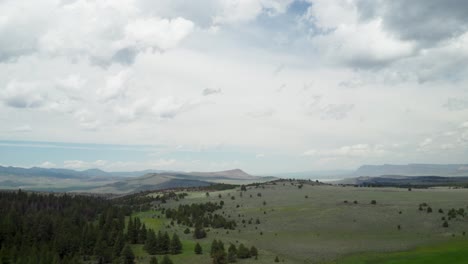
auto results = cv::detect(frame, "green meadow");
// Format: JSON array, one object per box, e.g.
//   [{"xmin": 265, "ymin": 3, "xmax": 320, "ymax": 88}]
[{"xmin": 131, "ymin": 181, "xmax": 468, "ymax": 263}]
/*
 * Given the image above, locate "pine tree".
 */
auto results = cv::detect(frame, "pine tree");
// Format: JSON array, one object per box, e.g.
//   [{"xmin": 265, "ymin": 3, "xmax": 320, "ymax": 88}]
[
  {"xmin": 161, "ymin": 232, "xmax": 170, "ymax": 254},
  {"xmin": 170, "ymin": 233, "xmax": 182, "ymax": 254},
  {"xmin": 194, "ymin": 243, "xmax": 203, "ymax": 255},
  {"xmin": 120, "ymin": 244, "xmax": 135, "ymax": 264},
  {"xmin": 139, "ymin": 224, "xmax": 147, "ymax": 243},
  {"xmin": 144, "ymin": 229, "xmax": 157, "ymax": 255},
  {"xmin": 210, "ymin": 240, "xmax": 219, "ymax": 257},
  {"xmin": 193, "ymin": 225, "xmax": 206, "ymax": 239},
  {"xmin": 237, "ymin": 244, "xmax": 250, "ymax": 259},
  {"xmin": 249, "ymin": 246, "xmax": 258, "ymax": 258},
  {"xmin": 113, "ymin": 233, "xmax": 125, "ymax": 258},
  {"xmin": 227, "ymin": 244, "xmax": 237, "ymax": 263},
  {"xmin": 274, "ymin": 256, "xmax": 280, "ymax": 262},
  {"xmin": 127, "ymin": 218, "xmax": 135, "ymax": 243},
  {"xmin": 150, "ymin": 256, "xmax": 158, "ymax": 264}
]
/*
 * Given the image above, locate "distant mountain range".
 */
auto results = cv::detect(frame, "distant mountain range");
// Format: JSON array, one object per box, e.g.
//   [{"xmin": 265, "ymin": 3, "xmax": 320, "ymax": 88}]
[
  {"xmin": 275, "ymin": 164, "xmax": 468, "ymax": 180},
  {"xmin": 336, "ymin": 175, "xmax": 468, "ymax": 187},
  {"xmin": 353, "ymin": 164, "xmax": 468, "ymax": 177},
  {"xmin": 0, "ymin": 166, "xmax": 268, "ymax": 193},
  {"xmin": 0, "ymin": 165, "xmax": 166, "ymax": 179}
]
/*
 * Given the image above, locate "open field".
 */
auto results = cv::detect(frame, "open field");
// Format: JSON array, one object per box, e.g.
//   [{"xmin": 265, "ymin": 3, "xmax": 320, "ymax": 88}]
[{"xmin": 132, "ymin": 180, "xmax": 468, "ymax": 263}]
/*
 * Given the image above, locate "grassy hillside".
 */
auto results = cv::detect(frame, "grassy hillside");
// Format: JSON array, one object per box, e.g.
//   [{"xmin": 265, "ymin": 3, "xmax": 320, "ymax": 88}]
[{"xmin": 130, "ymin": 180, "xmax": 468, "ymax": 263}]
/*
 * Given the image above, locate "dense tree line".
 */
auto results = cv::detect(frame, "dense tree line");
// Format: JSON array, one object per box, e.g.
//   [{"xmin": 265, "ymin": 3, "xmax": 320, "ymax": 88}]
[
  {"xmin": 164, "ymin": 202, "xmax": 236, "ymax": 231},
  {"xmin": 0, "ymin": 190, "xmax": 183, "ymax": 264},
  {"xmin": 0, "ymin": 190, "xmax": 131, "ymax": 263}
]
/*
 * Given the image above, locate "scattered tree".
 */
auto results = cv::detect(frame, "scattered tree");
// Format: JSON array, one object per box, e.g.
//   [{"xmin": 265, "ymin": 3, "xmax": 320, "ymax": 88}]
[{"xmin": 194, "ymin": 243, "xmax": 203, "ymax": 255}]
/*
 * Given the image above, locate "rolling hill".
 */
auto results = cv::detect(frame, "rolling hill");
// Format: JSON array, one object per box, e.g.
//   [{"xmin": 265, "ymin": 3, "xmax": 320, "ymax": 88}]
[{"xmin": 86, "ymin": 169, "xmax": 267, "ymax": 194}]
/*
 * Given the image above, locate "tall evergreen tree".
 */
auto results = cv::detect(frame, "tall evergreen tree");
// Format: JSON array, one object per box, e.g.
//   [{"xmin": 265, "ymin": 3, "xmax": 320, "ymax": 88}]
[
  {"xmin": 160, "ymin": 232, "xmax": 170, "ymax": 254},
  {"xmin": 194, "ymin": 243, "xmax": 203, "ymax": 255},
  {"xmin": 120, "ymin": 244, "xmax": 135, "ymax": 264},
  {"xmin": 139, "ymin": 223, "xmax": 147, "ymax": 244},
  {"xmin": 250, "ymin": 246, "xmax": 258, "ymax": 258},
  {"xmin": 113, "ymin": 233, "xmax": 125, "ymax": 258},
  {"xmin": 237, "ymin": 244, "xmax": 250, "ymax": 259},
  {"xmin": 169, "ymin": 233, "xmax": 182, "ymax": 255},
  {"xmin": 144, "ymin": 229, "xmax": 157, "ymax": 255},
  {"xmin": 227, "ymin": 244, "xmax": 237, "ymax": 263}
]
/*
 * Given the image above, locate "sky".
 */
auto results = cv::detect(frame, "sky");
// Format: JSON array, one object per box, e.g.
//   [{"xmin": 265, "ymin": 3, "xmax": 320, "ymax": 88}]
[{"xmin": 0, "ymin": 0, "xmax": 467, "ymax": 175}]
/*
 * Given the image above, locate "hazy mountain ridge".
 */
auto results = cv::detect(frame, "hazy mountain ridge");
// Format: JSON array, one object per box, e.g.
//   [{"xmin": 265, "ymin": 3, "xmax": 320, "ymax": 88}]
[
  {"xmin": 0, "ymin": 166, "xmax": 264, "ymax": 193},
  {"xmin": 337, "ymin": 175, "xmax": 468, "ymax": 187},
  {"xmin": 89, "ymin": 169, "xmax": 264, "ymax": 194},
  {"xmin": 354, "ymin": 164, "xmax": 468, "ymax": 177}
]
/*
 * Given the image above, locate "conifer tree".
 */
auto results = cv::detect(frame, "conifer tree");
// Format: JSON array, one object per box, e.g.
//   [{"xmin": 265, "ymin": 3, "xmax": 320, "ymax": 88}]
[
  {"xmin": 144, "ymin": 229, "xmax": 157, "ymax": 255},
  {"xmin": 139, "ymin": 223, "xmax": 147, "ymax": 243},
  {"xmin": 170, "ymin": 233, "xmax": 182, "ymax": 254},
  {"xmin": 120, "ymin": 244, "xmax": 135, "ymax": 264},
  {"xmin": 237, "ymin": 244, "xmax": 250, "ymax": 259},
  {"xmin": 194, "ymin": 243, "xmax": 203, "ymax": 255},
  {"xmin": 227, "ymin": 244, "xmax": 237, "ymax": 263},
  {"xmin": 250, "ymin": 246, "xmax": 258, "ymax": 258}
]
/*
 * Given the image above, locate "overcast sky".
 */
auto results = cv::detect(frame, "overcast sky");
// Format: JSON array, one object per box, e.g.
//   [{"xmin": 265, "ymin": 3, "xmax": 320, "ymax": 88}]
[{"xmin": 0, "ymin": 0, "xmax": 467, "ymax": 174}]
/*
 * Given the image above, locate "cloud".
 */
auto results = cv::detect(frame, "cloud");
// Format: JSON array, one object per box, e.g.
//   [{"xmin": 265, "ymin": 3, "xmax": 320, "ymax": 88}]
[
  {"xmin": 119, "ymin": 17, "xmax": 194, "ymax": 51},
  {"xmin": 320, "ymin": 104, "xmax": 354, "ymax": 120},
  {"xmin": 55, "ymin": 74, "xmax": 87, "ymax": 91},
  {"xmin": 73, "ymin": 110, "xmax": 101, "ymax": 130},
  {"xmin": 63, "ymin": 159, "xmax": 108, "ymax": 170},
  {"xmin": 356, "ymin": 0, "xmax": 468, "ymax": 45},
  {"xmin": 97, "ymin": 70, "xmax": 132, "ymax": 101},
  {"xmin": 0, "ymin": 0, "xmax": 194, "ymax": 64},
  {"xmin": 11, "ymin": 125, "xmax": 32, "ymax": 133},
  {"xmin": 202, "ymin": 88, "xmax": 222, "ymax": 96},
  {"xmin": 62, "ymin": 158, "xmax": 176, "ymax": 171},
  {"xmin": 39, "ymin": 161, "xmax": 57, "ymax": 168},
  {"xmin": 307, "ymin": 2, "xmax": 416, "ymax": 68},
  {"xmin": 214, "ymin": 0, "xmax": 293, "ymax": 25},
  {"xmin": 418, "ymin": 137, "xmax": 433, "ymax": 150},
  {"xmin": 443, "ymin": 98, "xmax": 468, "ymax": 111},
  {"xmin": 151, "ymin": 96, "xmax": 203, "ymax": 119},
  {"xmin": 303, "ymin": 144, "xmax": 386, "ymax": 158},
  {"xmin": 246, "ymin": 108, "xmax": 275, "ymax": 118},
  {"xmin": 0, "ymin": 80, "xmax": 48, "ymax": 108}
]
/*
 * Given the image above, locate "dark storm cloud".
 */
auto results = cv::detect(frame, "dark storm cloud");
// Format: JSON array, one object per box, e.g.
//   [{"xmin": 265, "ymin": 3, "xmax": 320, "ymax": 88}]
[{"xmin": 357, "ymin": 0, "xmax": 468, "ymax": 45}]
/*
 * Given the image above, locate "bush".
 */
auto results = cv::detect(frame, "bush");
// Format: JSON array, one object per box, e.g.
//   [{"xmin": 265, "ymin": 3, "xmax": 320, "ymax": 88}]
[
  {"xmin": 371, "ymin": 200, "xmax": 377, "ymax": 205},
  {"xmin": 443, "ymin": 221, "xmax": 449, "ymax": 228}
]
